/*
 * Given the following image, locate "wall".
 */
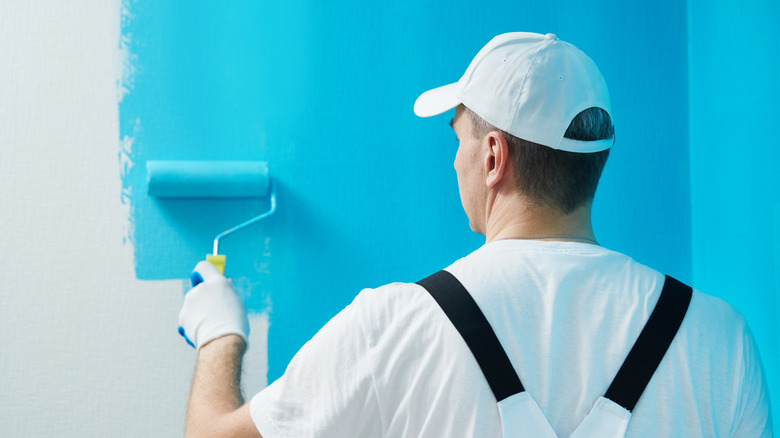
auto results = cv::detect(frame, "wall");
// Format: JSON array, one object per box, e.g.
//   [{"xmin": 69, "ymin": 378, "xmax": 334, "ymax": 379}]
[
  {"xmin": 0, "ymin": 0, "xmax": 773, "ymax": 436},
  {"xmin": 688, "ymin": 0, "xmax": 780, "ymax": 428},
  {"xmin": 121, "ymin": 0, "xmax": 691, "ymax": 383},
  {"xmin": 0, "ymin": 1, "xmax": 268, "ymax": 436}
]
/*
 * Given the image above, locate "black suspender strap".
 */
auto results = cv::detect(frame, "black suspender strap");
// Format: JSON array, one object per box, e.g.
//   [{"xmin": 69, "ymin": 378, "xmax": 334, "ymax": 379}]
[
  {"xmin": 417, "ymin": 270, "xmax": 525, "ymax": 402},
  {"xmin": 604, "ymin": 275, "xmax": 692, "ymax": 411},
  {"xmin": 417, "ymin": 271, "xmax": 693, "ymax": 412}
]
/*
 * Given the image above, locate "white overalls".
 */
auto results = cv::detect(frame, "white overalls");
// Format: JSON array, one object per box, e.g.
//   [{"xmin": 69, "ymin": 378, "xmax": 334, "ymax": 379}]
[{"xmin": 417, "ymin": 271, "xmax": 692, "ymax": 438}]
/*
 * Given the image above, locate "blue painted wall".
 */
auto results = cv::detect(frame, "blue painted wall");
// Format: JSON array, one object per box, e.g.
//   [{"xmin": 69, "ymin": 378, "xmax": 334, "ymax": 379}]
[
  {"xmin": 689, "ymin": 0, "xmax": 780, "ymax": 428},
  {"xmin": 121, "ymin": 0, "xmax": 692, "ymax": 384}
]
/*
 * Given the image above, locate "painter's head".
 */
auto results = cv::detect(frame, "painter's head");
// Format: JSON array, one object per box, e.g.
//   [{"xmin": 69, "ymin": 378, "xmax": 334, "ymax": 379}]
[
  {"xmin": 457, "ymin": 104, "xmax": 612, "ymax": 213},
  {"xmin": 414, "ymin": 31, "xmax": 614, "ymax": 228}
]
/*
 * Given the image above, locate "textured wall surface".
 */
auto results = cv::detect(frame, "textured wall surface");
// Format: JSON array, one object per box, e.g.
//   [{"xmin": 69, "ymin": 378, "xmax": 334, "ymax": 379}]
[
  {"xmin": 688, "ymin": 0, "xmax": 780, "ymax": 428},
  {"xmin": 0, "ymin": 0, "xmax": 775, "ymax": 436}
]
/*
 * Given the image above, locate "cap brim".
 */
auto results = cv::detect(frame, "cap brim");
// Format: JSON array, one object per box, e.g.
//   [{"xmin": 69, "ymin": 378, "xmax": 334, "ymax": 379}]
[{"xmin": 413, "ymin": 82, "xmax": 462, "ymax": 117}]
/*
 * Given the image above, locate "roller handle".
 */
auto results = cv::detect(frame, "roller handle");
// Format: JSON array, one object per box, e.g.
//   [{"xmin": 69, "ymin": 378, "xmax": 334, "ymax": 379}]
[{"xmin": 190, "ymin": 254, "xmax": 227, "ymax": 286}]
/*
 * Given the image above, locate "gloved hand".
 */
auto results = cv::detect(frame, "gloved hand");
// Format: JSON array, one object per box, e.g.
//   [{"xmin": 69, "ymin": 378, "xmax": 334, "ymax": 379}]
[{"xmin": 178, "ymin": 260, "xmax": 250, "ymax": 350}]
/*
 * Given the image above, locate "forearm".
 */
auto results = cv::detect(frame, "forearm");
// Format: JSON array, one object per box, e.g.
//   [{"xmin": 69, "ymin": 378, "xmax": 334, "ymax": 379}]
[{"xmin": 185, "ymin": 334, "xmax": 251, "ymax": 438}]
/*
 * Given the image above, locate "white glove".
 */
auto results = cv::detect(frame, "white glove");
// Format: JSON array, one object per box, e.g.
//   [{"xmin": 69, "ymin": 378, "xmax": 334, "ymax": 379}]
[{"xmin": 178, "ymin": 260, "xmax": 250, "ymax": 350}]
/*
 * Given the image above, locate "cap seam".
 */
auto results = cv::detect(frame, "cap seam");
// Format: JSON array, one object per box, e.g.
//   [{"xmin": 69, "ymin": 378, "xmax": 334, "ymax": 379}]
[{"xmin": 510, "ymin": 37, "xmax": 555, "ymax": 129}]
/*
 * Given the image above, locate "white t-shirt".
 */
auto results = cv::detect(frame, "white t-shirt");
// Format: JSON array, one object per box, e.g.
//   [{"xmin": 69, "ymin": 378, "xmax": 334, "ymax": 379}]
[{"xmin": 251, "ymin": 240, "xmax": 773, "ymax": 437}]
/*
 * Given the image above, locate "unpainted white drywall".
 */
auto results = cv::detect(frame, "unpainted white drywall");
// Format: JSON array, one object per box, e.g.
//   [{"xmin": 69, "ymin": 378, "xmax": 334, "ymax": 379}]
[{"xmin": 0, "ymin": 2, "xmax": 268, "ymax": 436}]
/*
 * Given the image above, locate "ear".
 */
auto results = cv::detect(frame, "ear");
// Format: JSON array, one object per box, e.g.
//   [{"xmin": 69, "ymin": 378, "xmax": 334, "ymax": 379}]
[{"xmin": 484, "ymin": 131, "xmax": 509, "ymax": 188}]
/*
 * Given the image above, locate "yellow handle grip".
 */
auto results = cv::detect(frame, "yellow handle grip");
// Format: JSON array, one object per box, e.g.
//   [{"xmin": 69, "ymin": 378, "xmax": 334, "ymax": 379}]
[{"xmin": 206, "ymin": 254, "xmax": 226, "ymax": 275}]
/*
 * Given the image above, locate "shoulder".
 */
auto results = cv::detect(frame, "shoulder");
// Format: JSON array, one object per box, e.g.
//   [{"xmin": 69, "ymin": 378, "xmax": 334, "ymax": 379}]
[
  {"xmin": 350, "ymin": 281, "xmax": 440, "ymax": 331},
  {"xmin": 667, "ymin": 287, "xmax": 759, "ymax": 400},
  {"xmin": 641, "ymin": 288, "xmax": 772, "ymax": 436},
  {"xmin": 348, "ymin": 278, "xmax": 476, "ymax": 366},
  {"xmin": 355, "ymin": 280, "xmax": 428, "ymax": 303},
  {"xmin": 683, "ymin": 289, "xmax": 767, "ymax": 387},
  {"xmin": 684, "ymin": 289, "xmax": 749, "ymax": 340}
]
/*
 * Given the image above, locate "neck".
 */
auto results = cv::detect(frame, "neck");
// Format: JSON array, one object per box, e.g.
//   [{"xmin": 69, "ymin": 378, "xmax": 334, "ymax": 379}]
[{"xmin": 483, "ymin": 196, "xmax": 597, "ymax": 245}]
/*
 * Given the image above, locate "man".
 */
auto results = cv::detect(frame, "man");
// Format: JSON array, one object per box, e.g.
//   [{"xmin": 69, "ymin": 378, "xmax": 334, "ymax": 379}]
[{"xmin": 177, "ymin": 32, "xmax": 773, "ymax": 437}]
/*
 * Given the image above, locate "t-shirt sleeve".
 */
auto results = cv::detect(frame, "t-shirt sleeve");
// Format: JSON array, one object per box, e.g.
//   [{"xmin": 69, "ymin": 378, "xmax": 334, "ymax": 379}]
[
  {"xmin": 732, "ymin": 323, "xmax": 774, "ymax": 438},
  {"xmin": 249, "ymin": 290, "xmax": 382, "ymax": 438}
]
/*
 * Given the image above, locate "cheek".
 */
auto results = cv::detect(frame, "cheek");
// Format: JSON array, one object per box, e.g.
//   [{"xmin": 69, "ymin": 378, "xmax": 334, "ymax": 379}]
[
  {"xmin": 453, "ymin": 147, "xmax": 464, "ymax": 179},
  {"xmin": 455, "ymin": 145, "xmax": 479, "ymax": 185}
]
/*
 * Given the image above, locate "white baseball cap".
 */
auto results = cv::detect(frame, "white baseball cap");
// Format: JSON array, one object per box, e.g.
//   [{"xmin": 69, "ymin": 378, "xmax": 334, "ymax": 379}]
[{"xmin": 414, "ymin": 32, "xmax": 614, "ymax": 153}]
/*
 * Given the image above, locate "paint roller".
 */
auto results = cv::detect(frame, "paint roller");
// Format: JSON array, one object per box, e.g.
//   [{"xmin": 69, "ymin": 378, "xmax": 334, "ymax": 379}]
[{"xmin": 146, "ymin": 160, "xmax": 276, "ymax": 276}]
